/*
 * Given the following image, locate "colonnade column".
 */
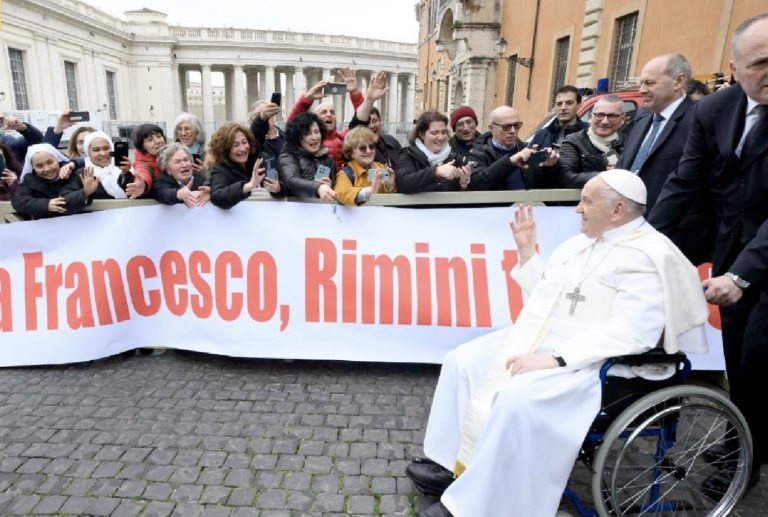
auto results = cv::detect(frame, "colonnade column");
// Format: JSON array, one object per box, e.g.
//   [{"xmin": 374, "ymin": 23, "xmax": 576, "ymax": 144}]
[
  {"xmin": 233, "ymin": 65, "xmax": 247, "ymax": 123},
  {"xmin": 293, "ymin": 66, "xmax": 306, "ymax": 111},
  {"xmin": 178, "ymin": 67, "xmax": 188, "ymax": 113},
  {"xmin": 405, "ymin": 73, "xmax": 416, "ymax": 124},
  {"xmin": 246, "ymin": 70, "xmax": 258, "ymax": 108},
  {"xmin": 387, "ymin": 72, "xmax": 399, "ymax": 123},
  {"xmin": 201, "ymin": 65, "xmax": 215, "ymax": 134},
  {"xmin": 285, "ymin": 71, "xmax": 295, "ymax": 117},
  {"xmin": 264, "ymin": 66, "xmax": 276, "ymax": 102}
]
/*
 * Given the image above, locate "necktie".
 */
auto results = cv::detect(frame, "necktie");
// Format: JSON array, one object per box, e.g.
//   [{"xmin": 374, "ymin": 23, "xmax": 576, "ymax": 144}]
[
  {"xmin": 630, "ymin": 113, "xmax": 664, "ymax": 173},
  {"xmin": 740, "ymin": 105, "xmax": 767, "ymax": 159}
]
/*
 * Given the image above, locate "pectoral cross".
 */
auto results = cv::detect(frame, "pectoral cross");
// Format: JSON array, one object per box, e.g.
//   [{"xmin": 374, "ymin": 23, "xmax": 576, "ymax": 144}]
[{"xmin": 565, "ymin": 286, "xmax": 586, "ymax": 315}]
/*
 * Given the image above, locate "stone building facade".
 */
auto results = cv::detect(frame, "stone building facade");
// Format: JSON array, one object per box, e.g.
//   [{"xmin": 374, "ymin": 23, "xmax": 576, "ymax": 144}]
[{"xmin": 416, "ymin": 0, "xmax": 766, "ymax": 133}]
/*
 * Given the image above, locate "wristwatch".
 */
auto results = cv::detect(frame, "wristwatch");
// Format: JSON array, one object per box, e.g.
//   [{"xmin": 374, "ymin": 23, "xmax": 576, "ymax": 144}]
[
  {"xmin": 552, "ymin": 351, "xmax": 567, "ymax": 367},
  {"xmin": 725, "ymin": 272, "xmax": 750, "ymax": 289}
]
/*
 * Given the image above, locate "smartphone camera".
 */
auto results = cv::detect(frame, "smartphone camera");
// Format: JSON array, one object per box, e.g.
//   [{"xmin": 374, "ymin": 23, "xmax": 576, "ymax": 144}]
[{"xmin": 526, "ymin": 148, "xmax": 548, "ymax": 167}]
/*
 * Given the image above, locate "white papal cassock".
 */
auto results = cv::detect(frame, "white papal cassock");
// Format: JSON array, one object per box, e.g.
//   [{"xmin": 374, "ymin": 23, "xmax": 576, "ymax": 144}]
[{"xmin": 422, "ymin": 216, "xmax": 709, "ymax": 517}]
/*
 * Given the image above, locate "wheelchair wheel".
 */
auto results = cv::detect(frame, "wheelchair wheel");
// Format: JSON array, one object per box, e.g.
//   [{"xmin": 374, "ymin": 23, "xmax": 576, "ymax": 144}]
[{"xmin": 591, "ymin": 385, "xmax": 752, "ymax": 516}]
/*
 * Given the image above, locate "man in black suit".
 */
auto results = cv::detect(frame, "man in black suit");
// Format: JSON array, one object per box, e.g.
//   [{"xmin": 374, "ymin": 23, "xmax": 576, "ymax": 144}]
[
  {"xmin": 649, "ymin": 12, "xmax": 768, "ymax": 488},
  {"xmin": 618, "ymin": 53, "xmax": 714, "ymax": 264}
]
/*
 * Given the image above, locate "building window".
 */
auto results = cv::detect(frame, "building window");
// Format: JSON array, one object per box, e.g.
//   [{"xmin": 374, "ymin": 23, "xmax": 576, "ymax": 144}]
[
  {"xmin": 551, "ymin": 37, "xmax": 570, "ymax": 105},
  {"xmin": 64, "ymin": 61, "xmax": 79, "ymax": 110},
  {"xmin": 8, "ymin": 48, "xmax": 30, "ymax": 110},
  {"xmin": 506, "ymin": 55, "xmax": 518, "ymax": 106},
  {"xmin": 610, "ymin": 12, "xmax": 638, "ymax": 88},
  {"xmin": 106, "ymin": 71, "xmax": 118, "ymax": 119}
]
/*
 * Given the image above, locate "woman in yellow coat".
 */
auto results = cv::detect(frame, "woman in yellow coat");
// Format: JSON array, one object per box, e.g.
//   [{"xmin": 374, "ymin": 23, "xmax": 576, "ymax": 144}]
[{"xmin": 334, "ymin": 126, "xmax": 397, "ymax": 205}]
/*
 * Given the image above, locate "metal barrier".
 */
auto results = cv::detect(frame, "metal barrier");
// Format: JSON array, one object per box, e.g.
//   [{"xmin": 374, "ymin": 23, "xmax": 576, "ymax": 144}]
[{"xmin": 0, "ymin": 189, "xmax": 582, "ymax": 224}]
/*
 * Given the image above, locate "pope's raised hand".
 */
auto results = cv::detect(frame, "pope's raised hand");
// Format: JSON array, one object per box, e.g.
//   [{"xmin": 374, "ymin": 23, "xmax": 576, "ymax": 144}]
[{"xmin": 510, "ymin": 205, "xmax": 537, "ymax": 261}]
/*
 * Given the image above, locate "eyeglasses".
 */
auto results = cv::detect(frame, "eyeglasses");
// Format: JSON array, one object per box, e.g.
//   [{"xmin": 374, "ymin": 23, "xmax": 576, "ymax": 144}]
[
  {"xmin": 356, "ymin": 144, "xmax": 376, "ymax": 152},
  {"xmin": 591, "ymin": 112, "xmax": 622, "ymax": 121},
  {"xmin": 490, "ymin": 122, "xmax": 523, "ymax": 132}
]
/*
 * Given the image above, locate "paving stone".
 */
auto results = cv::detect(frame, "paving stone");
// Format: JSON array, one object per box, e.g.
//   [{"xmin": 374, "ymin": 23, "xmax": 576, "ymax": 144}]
[
  {"xmin": 116, "ymin": 479, "xmax": 147, "ymax": 497},
  {"xmin": 143, "ymin": 501, "xmax": 176, "ymax": 517},
  {"xmin": 348, "ymin": 495, "xmax": 376, "ymax": 513},
  {"xmin": 228, "ymin": 487, "xmax": 257, "ymax": 505},
  {"xmin": 145, "ymin": 481, "xmax": 174, "ymax": 500},
  {"xmin": 304, "ymin": 455, "xmax": 333, "ymax": 473},
  {"xmin": 314, "ymin": 493, "xmax": 345, "ymax": 512},
  {"xmin": 199, "ymin": 485, "xmax": 231, "ymax": 504},
  {"xmin": 224, "ymin": 468, "xmax": 253, "ymax": 488},
  {"xmin": 283, "ymin": 472, "xmax": 312, "ymax": 491},
  {"xmin": 171, "ymin": 483, "xmax": 204, "ymax": 503},
  {"xmin": 380, "ymin": 494, "xmax": 411, "ymax": 513},
  {"xmin": 3, "ymin": 495, "xmax": 42, "ymax": 515},
  {"xmin": 31, "ymin": 494, "xmax": 66, "ymax": 514},
  {"xmin": 62, "ymin": 478, "xmax": 96, "ymax": 496},
  {"xmin": 341, "ymin": 475, "xmax": 370, "ymax": 495},
  {"xmin": 361, "ymin": 458, "xmax": 389, "ymax": 476},
  {"xmin": 84, "ymin": 496, "xmax": 121, "ymax": 516},
  {"xmin": 311, "ymin": 473, "xmax": 340, "ymax": 493},
  {"xmin": 59, "ymin": 495, "xmax": 91, "ymax": 514},
  {"xmin": 349, "ymin": 442, "xmax": 378, "ymax": 458},
  {"xmin": 92, "ymin": 461, "xmax": 124, "ymax": 478},
  {"xmin": 111, "ymin": 500, "xmax": 146, "ymax": 517},
  {"xmin": 15, "ymin": 458, "xmax": 49, "ymax": 474}
]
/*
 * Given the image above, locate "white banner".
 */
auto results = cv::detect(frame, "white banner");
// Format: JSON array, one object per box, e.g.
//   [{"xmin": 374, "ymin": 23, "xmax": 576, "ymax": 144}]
[{"xmin": 0, "ymin": 203, "xmax": 724, "ymax": 369}]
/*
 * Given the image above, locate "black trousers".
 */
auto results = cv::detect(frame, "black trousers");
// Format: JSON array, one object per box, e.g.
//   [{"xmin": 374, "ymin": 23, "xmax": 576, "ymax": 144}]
[{"xmin": 720, "ymin": 288, "xmax": 768, "ymax": 465}]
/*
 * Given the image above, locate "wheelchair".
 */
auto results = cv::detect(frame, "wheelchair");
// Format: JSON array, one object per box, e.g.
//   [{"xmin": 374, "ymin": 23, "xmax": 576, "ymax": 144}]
[{"xmin": 562, "ymin": 349, "xmax": 753, "ymax": 516}]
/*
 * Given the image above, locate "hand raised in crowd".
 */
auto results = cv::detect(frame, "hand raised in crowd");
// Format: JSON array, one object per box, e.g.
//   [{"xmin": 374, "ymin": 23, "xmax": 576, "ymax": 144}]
[
  {"xmin": 455, "ymin": 162, "xmax": 473, "ymax": 190},
  {"xmin": 306, "ymin": 80, "xmax": 328, "ymax": 101},
  {"xmin": 383, "ymin": 166, "xmax": 396, "ymax": 192},
  {"xmin": 317, "ymin": 181, "xmax": 337, "ymax": 202},
  {"xmin": 510, "ymin": 205, "xmax": 538, "ymax": 264},
  {"xmin": 703, "ymin": 276, "xmax": 744, "ymax": 306},
  {"xmin": 0, "ymin": 115, "xmax": 28, "ymax": 132},
  {"xmin": 242, "ymin": 157, "xmax": 265, "ymax": 193},
  {"xmin": 1, "ymin": 169, "xmax": 17, "ymax": 188},
  {"xmin": 118, "ymin": 157, "xmax": 132, "ymax": 175},
  {"xmin": 47, "ymin": 196, "xmax": 67, "ymax": 214},
  {"xmin": 81, "ymin": 166, "xmax": 100, "ymax": 198},
  {"xmin": 366, "ymin": 71, "xmax": 390, "ymax": 103},
  {"xmin": 53, "ymin": 110, "xmax": 75, "ymax": 134},
  {"xmin": 435, "ymin": 160, "xmax": 457, "ymax": 180},
  {"xmin": 541, "ymin": 147, "xmax": 559, "ymax": 167},
  {"xmin": 126, "ymin": 174, "xmax": 146, "ymax": 199},
  {"xmin": 337, "ymin": 67, "xmax": 359, "ymax": 93},
  {"xmin": 259, "ymin": 102, "xmax": 280, "ymax": 121},
  {"xmin": 177, "ymin": 179, "xmax": 199, "ymax": 208},
  {"xmin": 196, "ymin": 185, "xmax": 211, "ymax": 207},
  {"xmin": 59, "ymin": 161, "xmax": 76, "ymax": 180},
  {"xmin": 366, "ymin": 169, "xmax": 383, "ymax": 200},
  {"xmin": 263, "ymin": 175, "xmax": 281, "ymax": 194},
  {"xmin": 191, "ymin": 156, "xmax": 206, "ymax": 175}
]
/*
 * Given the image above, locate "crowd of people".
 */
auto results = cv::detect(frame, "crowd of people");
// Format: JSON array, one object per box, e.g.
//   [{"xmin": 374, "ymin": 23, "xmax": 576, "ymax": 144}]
[
  {"xmin": 2, "ymin": 10, "xmax": 768, "ymax": 516},
  {"xmin": 0, "ymin": 57, "xmax": 720, "ymax": 217}
]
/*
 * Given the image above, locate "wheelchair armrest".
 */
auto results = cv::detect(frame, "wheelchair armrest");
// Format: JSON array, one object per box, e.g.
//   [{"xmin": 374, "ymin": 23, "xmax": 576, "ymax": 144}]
[{"xmin": 609, "ymin": 349, "xmax": 687, "ymax": 367}]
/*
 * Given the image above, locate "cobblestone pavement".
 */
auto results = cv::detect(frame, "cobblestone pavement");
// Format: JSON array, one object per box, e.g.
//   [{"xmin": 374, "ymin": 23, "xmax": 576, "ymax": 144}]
[{"xmin": 0, "ymin": 351, "xmax": 765, "ymax": 516}]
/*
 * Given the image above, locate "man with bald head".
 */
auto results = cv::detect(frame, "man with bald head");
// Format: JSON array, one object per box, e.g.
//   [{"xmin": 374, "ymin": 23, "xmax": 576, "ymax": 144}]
[
  {"xmin": 650, "ymin": 13, "xmax": 768, "ymax": 490},
  {"xmin": 407, "ymin": 170, "xmax": 709, "ymax": 516},
  {"xmin": 467, "ymin": 105, "xmax": 558, "ymax": 190},
  {"xmin": 618, "ymin": 53, "xmax": 713, "ymax": 265}
]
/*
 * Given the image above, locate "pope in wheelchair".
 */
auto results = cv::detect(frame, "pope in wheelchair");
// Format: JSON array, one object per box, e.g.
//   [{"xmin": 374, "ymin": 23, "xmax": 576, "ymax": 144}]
[{"xmin": 408, "ymin": 170, "xmax": 752, "ymax": 517}]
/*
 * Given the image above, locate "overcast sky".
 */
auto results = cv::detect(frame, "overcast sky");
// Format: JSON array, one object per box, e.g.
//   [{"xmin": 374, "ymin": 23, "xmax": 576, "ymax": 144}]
[{"xmin": 85, "ymin": 0, "xmax": 420, "ymax": 43}]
